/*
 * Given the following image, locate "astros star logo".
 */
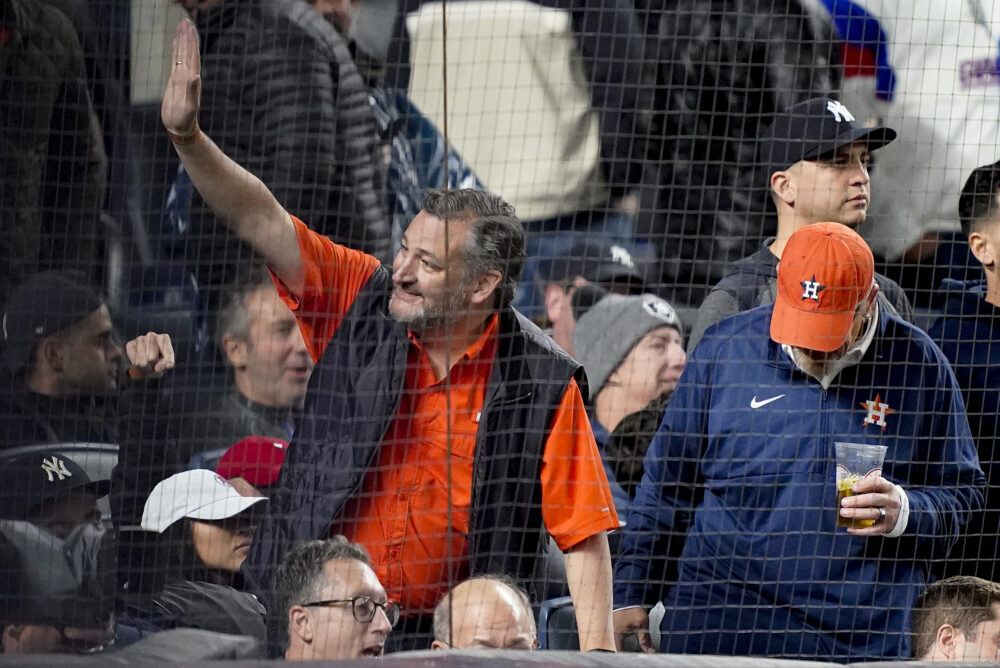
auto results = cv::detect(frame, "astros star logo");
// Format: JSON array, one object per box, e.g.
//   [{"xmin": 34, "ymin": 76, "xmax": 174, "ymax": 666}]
[
  {"xmin": 800, "ymin": 275, "xmax": 826, "ymax": 301},
  {"xmin": 860, "ymin": 394, "xmax": 895, "ymax": 430}
]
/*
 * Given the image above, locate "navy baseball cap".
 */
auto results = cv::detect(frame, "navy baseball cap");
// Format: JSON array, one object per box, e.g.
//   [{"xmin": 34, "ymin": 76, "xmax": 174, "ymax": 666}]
[
  {"xmin": 538, "ymin": 239, "xmax": 646, "ymax": 290},
  {"xmin": 1, "ymin": 272, "xmax": 104, "ymax": 374},
  {"xmin": 759, "ymin": 97, "xmax": 897, "ymax": 179},
  {"xmin": 0, "ymin": 450, "xmax": 111, "ymax": 521}
]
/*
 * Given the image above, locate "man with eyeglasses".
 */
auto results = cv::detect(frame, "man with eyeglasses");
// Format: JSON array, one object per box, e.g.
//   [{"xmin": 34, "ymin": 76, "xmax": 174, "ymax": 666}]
[
  {"xmin": 276, "ymin": 537, "xmax": 398, "ymax": 660},
  {"xmin": 614, "ymin": 223, "xmax": 984, "ymax": 660}
]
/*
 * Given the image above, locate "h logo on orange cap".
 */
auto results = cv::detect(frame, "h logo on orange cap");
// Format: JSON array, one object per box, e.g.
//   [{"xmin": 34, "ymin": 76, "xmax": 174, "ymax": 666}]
[{"xmin": 800, "ymin": 276, "xmax": 826, "ymax": 302}]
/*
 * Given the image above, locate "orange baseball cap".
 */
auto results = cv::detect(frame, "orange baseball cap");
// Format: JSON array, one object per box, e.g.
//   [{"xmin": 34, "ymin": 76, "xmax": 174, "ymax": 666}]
[{"xmin": 770, "ymin": 222, "xmax": 875, "ymax": 352}]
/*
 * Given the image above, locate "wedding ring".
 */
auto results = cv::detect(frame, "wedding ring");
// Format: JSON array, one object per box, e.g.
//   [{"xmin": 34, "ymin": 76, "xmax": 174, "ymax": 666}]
[{"xmin": 877, "ymin": 507, "xmax": 886, "ymax": 522}]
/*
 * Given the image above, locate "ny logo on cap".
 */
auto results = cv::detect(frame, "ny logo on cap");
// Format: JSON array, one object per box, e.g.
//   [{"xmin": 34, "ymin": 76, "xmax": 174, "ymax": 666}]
[
  {"xmin": 800, "ymin": 276, "xmax": 826, "ymax": 301},
  {"xmin": 609, "ymin": 245, "xmax": 635, "ymax": 268},
  {"xmin": 826, "ymin": 100, "xmax": 856, "ymax": 123},
  {"xmin": 40, "ymin": 456, "xmax": 72, "ymax": 482}
]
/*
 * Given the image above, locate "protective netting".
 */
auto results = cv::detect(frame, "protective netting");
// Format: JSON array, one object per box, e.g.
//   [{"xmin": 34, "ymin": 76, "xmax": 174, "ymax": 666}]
[{"xmin": 0, "ymin": 0, "xmax": 999, "ymax": 662}]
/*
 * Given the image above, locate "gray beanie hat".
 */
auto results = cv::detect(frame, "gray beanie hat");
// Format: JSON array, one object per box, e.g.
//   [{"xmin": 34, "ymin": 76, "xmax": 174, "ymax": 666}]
[{"xmin": 573, "ymin": 293, "xmax": 682, "ymax": 401}]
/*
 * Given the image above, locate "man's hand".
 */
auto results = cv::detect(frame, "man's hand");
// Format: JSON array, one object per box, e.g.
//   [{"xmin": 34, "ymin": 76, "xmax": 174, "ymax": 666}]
[
  {"xmin": 161, "ymin": 19, "xmax": 202, "ymax": 139},
  {"xmin": 126, "ymin": 332, "xmax": 175, "ymax": 380},
  {"xmin": 614, "ymin": 607, "xmax": 655, "ymax": 653},
  {"xmin": 840, "ymin": 475, "xmax": 903, "ymax": 536}
]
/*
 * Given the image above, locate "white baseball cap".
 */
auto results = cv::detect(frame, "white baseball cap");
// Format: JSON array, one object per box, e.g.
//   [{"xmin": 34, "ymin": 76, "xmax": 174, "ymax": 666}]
[{"xmin": 141, "ymin": 469, "xmax": 268, "ymax": 533}]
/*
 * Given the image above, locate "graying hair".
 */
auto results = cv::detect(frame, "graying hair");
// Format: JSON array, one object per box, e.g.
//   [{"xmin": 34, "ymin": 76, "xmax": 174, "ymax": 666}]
[
  {"xmin": 432, "ymin": 574, "xmax": 534, "ymax": 644},
  {"xmin": 272, "ymin": 537, "xmax": 372, "ymax": 647},
  {"xmin": 214, "ymin": 268, "xmax": 273, "ymax": 350},
  {"xmin": 421, "ymin": 188, "xmax": 525, "ymax": 307}
]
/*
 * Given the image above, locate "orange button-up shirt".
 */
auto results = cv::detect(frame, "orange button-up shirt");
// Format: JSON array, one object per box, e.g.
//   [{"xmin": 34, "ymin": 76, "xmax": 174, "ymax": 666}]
[{"xmin": 274, "ymin": 215, "xmax": 619, "ymax": 614}]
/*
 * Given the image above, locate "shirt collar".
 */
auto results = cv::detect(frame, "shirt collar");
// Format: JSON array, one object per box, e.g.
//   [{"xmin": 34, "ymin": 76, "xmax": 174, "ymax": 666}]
[
  {"xmin": 407, "ymin": 313, "xmax": 500, "ymax": 364},
  {"xmin": 781, "ymin": 304, "xmax": 879, "ymax": 389}
]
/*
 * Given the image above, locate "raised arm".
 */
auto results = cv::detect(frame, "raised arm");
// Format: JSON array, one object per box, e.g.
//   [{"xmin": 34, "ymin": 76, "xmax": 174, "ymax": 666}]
[{"xmin": 160, "ymin": 19, "xmax": 304, "ymax": 294}]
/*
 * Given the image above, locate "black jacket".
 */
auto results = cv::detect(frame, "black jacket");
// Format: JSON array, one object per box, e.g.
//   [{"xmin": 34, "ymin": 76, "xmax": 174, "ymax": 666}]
[
  {"xmin": 243, "ymin": 267, "xmax": 584, "ymax": 605},
  {"xmin": 189, "ymin": 0, "xmax": 389, "ymax": 303},
  {"xmin": 0, "ymin": 0, "xmax": 107, "ymax": 304},
  {"xmin": 0, "ymin": 387, "xmax": 117, "ymax": 451},
  {"xmin": 634, "ymin": 0, "xmax": 841, "ymax": 306},
  {"xmin": 929, "ymin": 279, "xmax": 1000, "ymax": 582}
]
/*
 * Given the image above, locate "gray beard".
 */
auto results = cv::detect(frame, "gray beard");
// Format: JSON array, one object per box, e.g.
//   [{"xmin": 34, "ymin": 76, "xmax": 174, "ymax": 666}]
[{"xmin": 389, "ymin": 288, "xmax": 471, "ymax": 333}]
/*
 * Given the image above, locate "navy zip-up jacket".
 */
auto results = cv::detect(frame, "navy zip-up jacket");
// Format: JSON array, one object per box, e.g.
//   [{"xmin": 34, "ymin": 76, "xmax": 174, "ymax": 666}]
[{"xmin": 615, "ymin": 304, "xmax": 984, "ymax": 661}]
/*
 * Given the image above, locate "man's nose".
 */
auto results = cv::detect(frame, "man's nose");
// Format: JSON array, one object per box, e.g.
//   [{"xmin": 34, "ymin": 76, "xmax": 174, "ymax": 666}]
[{"xmin": 370, "ymin": 606, "xmax": 392, "ymax": 634}]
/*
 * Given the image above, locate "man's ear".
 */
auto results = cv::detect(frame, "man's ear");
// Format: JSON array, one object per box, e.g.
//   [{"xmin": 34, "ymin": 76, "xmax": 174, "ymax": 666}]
[
  {"xmin": 469, "ymin": 270, "xmax": 504, "ymax": 308},
  {"xmin": 430, "ymin": 640, "xmax": 447, "ymax": 650},
  {"xmin": 288, "ymin": 605, "xmax": 313, "ymax": 644},
  {"xmin": 2, "ymin": 624, "xmax": 22, "ymax": 650},
  {"xmin": 969, "ymin": 231, "xmax": 994, "ymax": 268},
  {"xmin": 221, "ymin": 334, "xmax": 248, "ymax": 369},
  {"xmin": 39, "ymin": 337, "xmax": 66, "ymax": 374},
  {"xmin": 771, "ymin": 169, "xmax": 795, "ymax": 207},
  {"xmin": 934, "ymin": 623, "xmax": 960, "ymax": 660},
  {"xmin": 543, "ymin": 284, "xmax": 568, "ymax": 323}
]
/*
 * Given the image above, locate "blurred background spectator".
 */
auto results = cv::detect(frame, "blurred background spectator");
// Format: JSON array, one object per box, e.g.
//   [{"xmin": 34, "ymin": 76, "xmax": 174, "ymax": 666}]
[
  {"xmin": 402, "ymin": 0, "xmax": 652, "ymax": 318},
  {"xmin": 0, "ymin": 0, "xmax": 108, "ymax": 306},
  {"xmin": 632, "ymin": 0, "xmax": 841, "ymax": 309}
]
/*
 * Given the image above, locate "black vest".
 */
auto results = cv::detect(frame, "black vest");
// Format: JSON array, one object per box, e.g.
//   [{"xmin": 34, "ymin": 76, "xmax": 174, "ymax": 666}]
[{"xmin": 243, "ymin": 267, "xmax": 584, "ymax": 604}]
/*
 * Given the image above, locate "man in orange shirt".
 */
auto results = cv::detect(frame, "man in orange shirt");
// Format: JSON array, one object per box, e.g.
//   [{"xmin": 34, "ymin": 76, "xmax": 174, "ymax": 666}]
[{"xmin": 160, "ymin": 19, "xmax": 618, "ymax": 653}]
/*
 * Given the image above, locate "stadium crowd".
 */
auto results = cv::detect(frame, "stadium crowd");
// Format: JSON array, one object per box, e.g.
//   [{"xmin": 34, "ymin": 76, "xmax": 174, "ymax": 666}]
[{"xmin": 3, "ymin": 0, "xmax": 1000, "ymax": 663}]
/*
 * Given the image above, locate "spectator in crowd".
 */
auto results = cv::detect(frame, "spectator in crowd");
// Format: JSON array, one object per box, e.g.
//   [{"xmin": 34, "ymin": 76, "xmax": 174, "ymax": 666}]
[
  {"xmin": 0, "ymin": 0, "xmax": 107, "ymax": 307},
  {"xmin": 275, "ymin": 537, "xmax": 396, "ymax": 661},
  {"xmin": 614, "ymin": 223, "xmax": 984, "ymax": 660},
  {"xmin": 687, "ymin": 97, "xmax": 912, "ymax": 352},
  {"xmin": 162, "ymin": 20, "xmax": 618, "ymax": 652},
  {"xmin": 0, "ymin": 449, "xmax": 109, "ymax": 539},
  {"xmin": 631, "ymin": 0, "xmax": 842, "ymax": 309},
  {"xmin": 111, "ymin": 273, "xmax": 308, "ymax": 541},
  {"xmin": 573, "ymin": 292, "xmax": 685, "ymax": 515},
  {"xmin": 403, "ymin": 0, "xmax": 651, "ymax": 318},
  {"xmin": 928, "ymin": 160, "xmax": 1000, "ymax": 583},
  {"xmin": 911, "ymin": 576, "xmax": 1000, "ymax": 662},
  {"xmin": 0, "ymin": 272, "xmax": 123, "ymax": 449},
  {"xmin": 216, "ymin": 435, "xmax": 289, "ymax": 497},
  {"xmin": 0, "ymin": 514, "xmax": 115, "ymax": 654},
  {"xmin": 537, "ymin": 239, "xmax": 647, "ymax": 355},
  {"xmin": 825, "ymin": 0, "xmax": 1000, "ymax": 293},
  {"xmin": 431, "ymin": 575, "xmax": 536, "ymax": 651},
  {"xmin": 172, "ymin": 0, "xmax": 389, "ymax": 308},
  {"xmin": 117, "ymin": 469, "xmax": 268, "ymax": 645}
]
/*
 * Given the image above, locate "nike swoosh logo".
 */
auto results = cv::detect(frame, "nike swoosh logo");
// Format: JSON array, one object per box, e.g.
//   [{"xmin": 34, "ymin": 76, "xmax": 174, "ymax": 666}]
[{"xmin": 750, "ymin": 394, "xmax": 786, "ymax": 409}]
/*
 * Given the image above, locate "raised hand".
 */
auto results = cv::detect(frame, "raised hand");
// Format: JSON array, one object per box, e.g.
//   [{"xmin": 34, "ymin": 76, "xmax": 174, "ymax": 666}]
[
  {"xmin": 161, "ymin": 19, "xmax": 202, "ymax": 140},
  {"xmin": 126, "ymin": 332, "xmax": 176, "ymax": 380}
]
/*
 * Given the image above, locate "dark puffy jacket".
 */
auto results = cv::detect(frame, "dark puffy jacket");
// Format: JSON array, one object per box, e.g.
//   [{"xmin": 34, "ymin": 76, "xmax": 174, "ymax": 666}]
[
  {"xmin": 0, "ymin": 0, "xmax": 107, "ymax": 304},
  {"xmin": 928, "ymin": 278, "xmax": 1000, "ymax": 582},
  {"xmin": 189, "ymin": 0, "xmax": 389, "ymax": 302},
  {"xmin": 634, "ymin": 0, "xmax": 840, "ymax": 306}
]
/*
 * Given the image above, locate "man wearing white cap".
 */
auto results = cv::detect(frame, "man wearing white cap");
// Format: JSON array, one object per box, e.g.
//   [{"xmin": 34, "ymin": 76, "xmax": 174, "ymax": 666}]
[{"xmin": 613, "ymin": 223, "xmax": 983, "ymax": 660}]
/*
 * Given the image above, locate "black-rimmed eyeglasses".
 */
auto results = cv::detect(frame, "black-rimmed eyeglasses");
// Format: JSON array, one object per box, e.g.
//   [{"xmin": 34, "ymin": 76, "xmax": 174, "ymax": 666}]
[{"xmin": 301, "ymin": 596, "xmax": 402, "ymax": 627}]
